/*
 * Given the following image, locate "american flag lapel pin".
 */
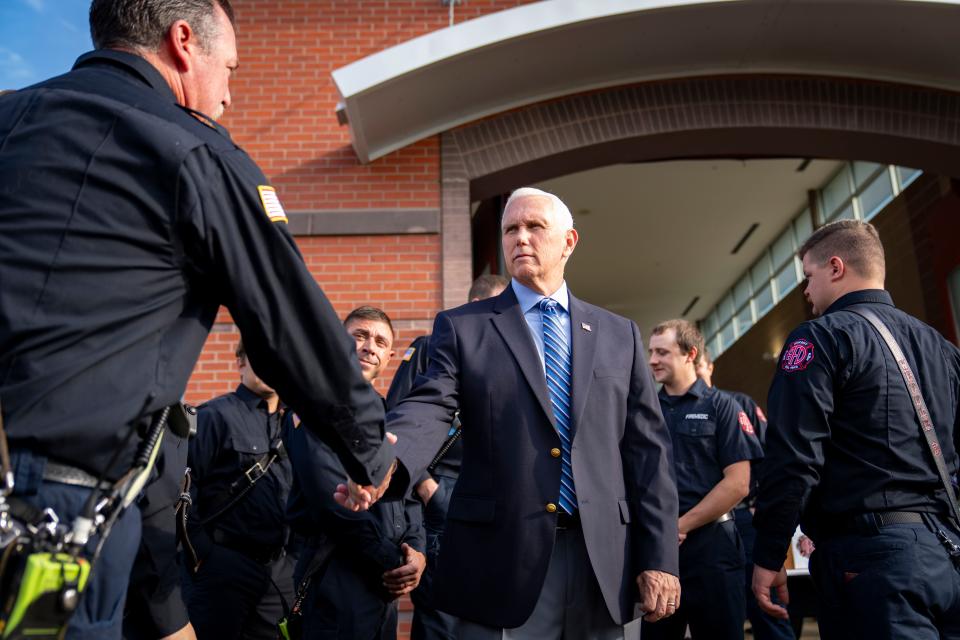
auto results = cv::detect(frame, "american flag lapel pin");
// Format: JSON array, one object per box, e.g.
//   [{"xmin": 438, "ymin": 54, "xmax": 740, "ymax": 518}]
[{"xmin": 581, "ymin": 322, "xmax": 592, "ymax": 332}]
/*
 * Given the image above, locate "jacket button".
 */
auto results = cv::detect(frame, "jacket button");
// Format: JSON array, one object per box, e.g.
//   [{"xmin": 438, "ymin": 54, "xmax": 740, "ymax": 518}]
[
  {"xmin": 550, "ymin": 448, "xmax": 561, "ymax": 458},
  {"xmin": 546, "ymin": 503, "xmax": 557, "ymax": 513}
]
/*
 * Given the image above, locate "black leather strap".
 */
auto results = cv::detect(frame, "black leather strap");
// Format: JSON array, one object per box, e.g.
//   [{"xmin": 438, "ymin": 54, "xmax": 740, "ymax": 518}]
[
  {"xmin": 199, "ymin": 441, "xmax": 283, "ymax": 527},
  {"xmin": 849, "ymin": 306, "xmax": 960, "ymax": 529}
]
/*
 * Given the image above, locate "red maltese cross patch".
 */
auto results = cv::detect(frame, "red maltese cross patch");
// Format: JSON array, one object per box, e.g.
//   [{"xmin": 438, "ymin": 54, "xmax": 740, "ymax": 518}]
[
  {"xmin": 781, "ymin": 339, "xmax": 815, "ymax": 372},
  {"xmin": 738, "ymin": 411, "xmax": 755, "ymax": 435}
]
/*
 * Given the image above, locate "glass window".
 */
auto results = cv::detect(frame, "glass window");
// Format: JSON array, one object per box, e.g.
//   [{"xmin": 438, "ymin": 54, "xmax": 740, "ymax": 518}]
[
  {"xmin": 859, "ymin": 171, "xmax": 894, "ymax": 222},
  {"xmin": 735, "ymin": 303, "xmax": 754, "ymax": 335},
  {"xmin": 716, "ymin": 293, "xmax": 735, "ymax": 325},
  {"xmin": 754, "ymin": 282, "xmax": 775, "ymax": 316},
  {"xmin": 775, "ymin": 259, "xmax": 800, "ymax": 298},
  {"xmin": 826, "ymin": 201, "xmax": 856, "ymax": 223},
  {"xmin": 719, "ymin": 321, "xmax": 735, "ymax": 351},
  {"xmin": 770, "ymin": 228, "xmax": 796, "ymax": 269},
  {"xmin": 793, "ymin": 209, "xmax": 813, "ymax": 244},
  {"xmin": 896, "ymin": 166, "xmax": 921, "ymax": 189},
  {"xmin": 702, "ymin": 311, "xmax": 717, "ymax": 340},
  {"xmin": 852, "ymin": 161, "xmax": 883, "ymax": 188},
  {"xmin": 733, "ymin": 275, "xmax": 752, "ymax": 308},
  {"xmin": 751, "ymin": 253, "xmax": 772, "ymax": 290},
  {"xmin": 821, "ymin": 167, "xmax": 853, "ymax": 220}
]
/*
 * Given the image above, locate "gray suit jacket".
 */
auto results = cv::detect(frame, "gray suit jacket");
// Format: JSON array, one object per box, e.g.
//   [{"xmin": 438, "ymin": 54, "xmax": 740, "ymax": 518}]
[{"xmin": 388, "ymin": 285, "xmax": 678, "ymax": 628}]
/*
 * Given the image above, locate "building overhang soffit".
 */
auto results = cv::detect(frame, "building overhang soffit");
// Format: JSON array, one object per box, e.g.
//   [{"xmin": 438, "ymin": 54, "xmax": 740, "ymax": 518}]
[{"xmin": 332, "ymin": 0, "xmax": 960, "ymax": 163}]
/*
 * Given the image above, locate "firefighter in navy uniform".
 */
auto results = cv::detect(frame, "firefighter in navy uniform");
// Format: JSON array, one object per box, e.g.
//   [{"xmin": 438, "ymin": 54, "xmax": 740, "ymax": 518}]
[
  {"xmin": 0, "ymin": 1, "xmax": 395, "ymax": 637},
  {"xmin": 183, "ymin": 341, "xmax": 297, "ymax": 640},
  {"xmin": 644, "ymin": 319, "xmax": 763, "ymax": 640},
  {"xmin": 752, "ymin": 220, "xmax": 960, "ymax": 639},
  {"xmin": 695, "ymin": 351, "xmax": 794, "ymax": 640}
]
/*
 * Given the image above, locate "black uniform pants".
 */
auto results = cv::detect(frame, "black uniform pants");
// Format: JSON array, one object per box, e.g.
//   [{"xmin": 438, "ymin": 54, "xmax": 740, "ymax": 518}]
[
  {"xmin": 184, "ymin": 543, "xmax": 296, "ymax": 640},
  {"xmin": 733, "ymin": 507, "xmax": 794, "ymax": 640},
  {"xmin": 10, "ymin": 451, "xmax": 142, "ymax": 640},
  {"xmin": 810, "ymin": 515, "xmax": 960, "ymax": 640},
  {"xmin": 411, "ymin": 475, "xmax": 459, "ymax": 640},
  {"xmin": 295, "ymin": 550, "xmax": 399, "ymax": 640},
  {"xmin": 642, "ymin": 519, "xmax": 745, "ymax": 640}
]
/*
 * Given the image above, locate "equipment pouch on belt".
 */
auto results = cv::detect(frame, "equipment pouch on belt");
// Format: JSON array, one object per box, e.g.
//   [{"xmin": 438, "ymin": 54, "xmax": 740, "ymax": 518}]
[
  {"xmin": 0, "ymin": 398, "xmax": 174, "ymax": 638},
  {"xmin": 0, "ymin": 541, "xmax": 90, "ymax": 639}
]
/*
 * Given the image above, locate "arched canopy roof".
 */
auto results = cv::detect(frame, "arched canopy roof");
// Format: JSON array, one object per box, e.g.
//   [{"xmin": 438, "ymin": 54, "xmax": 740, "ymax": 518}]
[{"xmin": 333, "ymin": 0, "xmax": 960, "ymax": 163}]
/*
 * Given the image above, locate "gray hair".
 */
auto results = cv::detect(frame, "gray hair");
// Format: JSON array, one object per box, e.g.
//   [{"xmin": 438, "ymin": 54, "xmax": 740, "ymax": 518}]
[
  {"xmin": 89, "ymin": 0, "xmax": 235, "ymax": 52},
  {"xmin": 503, "ymin": 187, "xmax": 574, "ymax": 231}
]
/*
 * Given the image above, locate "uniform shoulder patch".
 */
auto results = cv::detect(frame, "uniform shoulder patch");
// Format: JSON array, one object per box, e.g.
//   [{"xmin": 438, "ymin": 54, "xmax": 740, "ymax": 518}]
[
  {"xmin": 402, "ymin": 346, "xmax": 416, "ymax": 362},
  {"xmin": 257, "ymin": 185, "xmax": 288, "ymax": 223},
  {"xmin": 738, "ymin": 410, "xmax": 755, "ymax": 435},
  {"xmin": 781, "ymin": 338, "xmax": 815, "ymax": 372}
]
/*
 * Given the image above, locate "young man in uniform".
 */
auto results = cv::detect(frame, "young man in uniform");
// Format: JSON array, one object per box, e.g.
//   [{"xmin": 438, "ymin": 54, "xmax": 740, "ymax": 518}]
[
  {"xmin": 644, "ymin": 319, "xmax": 763, "ymax": 640},
  {"xmin": 752, "ymin": 220, "xmax": 960, "ymax": 638},
  {"xmin": 696, "ymin": 351, "xmax": 794, "ymax": 640},
  {"xmin": 184, "ymin": 341, "xmax": 296, "ymax": 640},
  {"xmin": 287, "ymin": 307, "xmax": 426, "ymax": 640},
  {"xmin": 385, "ymin": 274, "xmax": 509, "ymax": 640}
]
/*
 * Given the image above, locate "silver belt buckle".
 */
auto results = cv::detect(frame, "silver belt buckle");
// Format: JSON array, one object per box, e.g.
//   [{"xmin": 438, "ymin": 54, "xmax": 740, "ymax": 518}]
[
  {"xmin": 716, "ymin": 511, "xmax": 733, "ymax": 524},
  {"xmin": 43, "ymin": 462, "xmax": 104, "ymax": 489}
]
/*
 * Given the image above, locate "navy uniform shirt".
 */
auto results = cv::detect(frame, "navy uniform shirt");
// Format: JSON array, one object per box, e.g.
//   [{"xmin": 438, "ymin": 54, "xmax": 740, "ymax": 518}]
[
  {"xmin": 286, "ymin": 404, "xmax": 425, "ymax": 575},
  {"xmin": 188, "ymin": 385, "xmax": 291, "ymax": 549},
  {"xmin": 0, "ymin": 50, "xmax": 392, "ymax": 486},
  {"xmin": 658, "ymin": 378, "xmax": 764, "ymax": 514},
  {"xmin": 386, "ymin": 334, "xmax": 462, "ymax": 479},
  {"xmin": 717, "ymin": 389, "xmax": 769, "ymax": 509},
  {"xmin": 753, "ymin": 289, "xmax": 960, "ymax": 571}
]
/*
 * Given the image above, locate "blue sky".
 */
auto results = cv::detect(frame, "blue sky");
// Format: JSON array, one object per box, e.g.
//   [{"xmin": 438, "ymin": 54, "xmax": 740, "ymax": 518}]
[{"xmin": 0, "ymin": 0, "xmax": 91, "ymax": 89}]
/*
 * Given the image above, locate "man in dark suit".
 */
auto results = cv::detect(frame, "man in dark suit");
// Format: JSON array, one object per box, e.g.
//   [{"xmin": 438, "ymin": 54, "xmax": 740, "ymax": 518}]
[{"xmin": 387, "ymin": 187, "xmax": 680, "ymax": 638}]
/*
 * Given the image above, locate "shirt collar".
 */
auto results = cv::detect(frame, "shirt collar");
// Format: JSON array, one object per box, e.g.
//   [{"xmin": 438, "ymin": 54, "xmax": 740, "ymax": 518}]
[
  {"xmin": 824, "ymin": 289, "xmax": 893, "ymax": 315},
  {"xmin": 235, "ymin": 383, "xmax": 268, "ymax": 411},
  {"xmin": 73, "ymin": 49, "xmax": 178, "ymax": 103},
  {"xmin": 511, "ymin": 278, "xmax": 570, "ymax": 314},
  {"xmin": 658, "ymin": 377, "xmax": 708, "ymax": 402}
]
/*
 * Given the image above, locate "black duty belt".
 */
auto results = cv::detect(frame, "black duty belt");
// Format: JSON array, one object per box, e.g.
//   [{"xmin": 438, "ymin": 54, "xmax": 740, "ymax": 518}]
[
  {"xmin": 556, "ymin": 511, "xmax": 580, "ymax": 530},
  {"xmin": 827, "ymin": 510, "xmax": 926, "ymax": 537},
  {"xmin": 212, "ymin": 529, "xmax": 285, "ymax": 565}
]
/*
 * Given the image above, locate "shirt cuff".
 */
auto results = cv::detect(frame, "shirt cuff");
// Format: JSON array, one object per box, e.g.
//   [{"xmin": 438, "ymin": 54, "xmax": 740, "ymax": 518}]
[{"xmin": 753, "ymin": 533, "xmax": 791, "ymax": 571}]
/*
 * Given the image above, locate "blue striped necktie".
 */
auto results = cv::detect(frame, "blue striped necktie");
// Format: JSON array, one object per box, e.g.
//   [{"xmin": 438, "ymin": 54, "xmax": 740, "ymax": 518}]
[{"xmin": 539, "ymin": 298, "xmax": 577, "ymax": 515}]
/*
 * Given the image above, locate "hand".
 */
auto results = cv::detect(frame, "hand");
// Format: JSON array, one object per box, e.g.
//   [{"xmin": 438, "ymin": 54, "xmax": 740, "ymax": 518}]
[
  {"xmin": 416, "ymin": 477, "xmax": 440, "ymax": 504},
  {"xmin": 160, "ymin": 622, "xmax": 197, "ymax": 640},
  {"xmin": 333, "ymin": 432, "xmax": 398, "ymax": 511},
  {"xmin": 798, "ymin": 535, "xmax": 815, "ymax": 557},
  {"xmin": 752, "ymin": 565, "xmax": 790, "ymax": 620},
  {"xmin": 636, "ymin": 570, "xmax": 681, "ymax": 622},
  {"xmin": 382, "ymin": 543, "xmax": 426, "ymax": 598},
  {"xmin": 678, "ymin": 531, "xmax": 687, "ymax": 545}
]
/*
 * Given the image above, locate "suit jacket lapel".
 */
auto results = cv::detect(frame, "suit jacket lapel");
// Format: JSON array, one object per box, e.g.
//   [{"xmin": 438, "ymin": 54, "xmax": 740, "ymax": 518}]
[
  {"xmin": 490, "ymin": 287, "xmax": 555, "ymax": 426},
  {"xmin": 569, "ymin": 294, "xmax": 597, "ymax": 436}
]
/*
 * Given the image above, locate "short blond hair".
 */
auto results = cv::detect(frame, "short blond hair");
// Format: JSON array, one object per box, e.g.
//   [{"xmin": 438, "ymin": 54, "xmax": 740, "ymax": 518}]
[
  {"xmin": 651, "ymin": 319, "xmax": 704, "ymax": 364},
  {"xmin": 798, "ymin": 220, "xmax": 885, "ymax": 281}
]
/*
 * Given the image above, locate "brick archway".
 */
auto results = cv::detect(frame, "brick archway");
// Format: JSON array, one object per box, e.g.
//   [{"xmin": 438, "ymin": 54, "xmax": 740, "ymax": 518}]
[{"xmin": 437, "ymin": 75, "xmax": 960, "ymax": 306}]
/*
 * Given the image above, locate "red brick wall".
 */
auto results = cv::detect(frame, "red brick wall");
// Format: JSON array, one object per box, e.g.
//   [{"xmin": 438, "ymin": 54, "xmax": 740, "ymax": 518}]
[
  {"xmin": 223, "ymin": 0, "xmax": 533, "ymax": 211},
  {"xmin": 185, "ymin": 1, "xmax": 538, "ymax": 406},
  {"xmin": 184, "ymin": 233, "xmax": 441, "ymax": 404}
]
